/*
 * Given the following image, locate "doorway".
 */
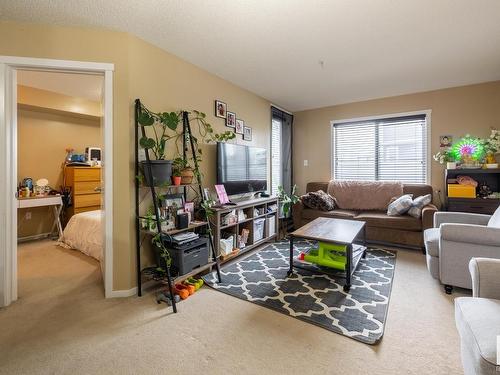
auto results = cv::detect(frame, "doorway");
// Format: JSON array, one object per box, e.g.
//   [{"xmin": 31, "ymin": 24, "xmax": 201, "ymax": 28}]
[{"xmin": 0, "ymin": 56, "xmax": 114, "ymax": 307}]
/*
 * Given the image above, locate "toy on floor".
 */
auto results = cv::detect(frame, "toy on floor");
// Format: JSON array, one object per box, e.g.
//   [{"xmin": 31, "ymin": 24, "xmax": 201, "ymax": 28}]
[
  {"xmin": 156, "ymin": 292, "xmax": 180, "ymax": 306},
  {"xmin": 303, "ymin": 242, "xmax": 347, "ymax": 270},
  {"xmin": 184, "ymin": 277, "xmax": 204, "ymax": 290},
  {"xmin": 174, "ymin": 284, "xmax": 190, "ymax": 299}
]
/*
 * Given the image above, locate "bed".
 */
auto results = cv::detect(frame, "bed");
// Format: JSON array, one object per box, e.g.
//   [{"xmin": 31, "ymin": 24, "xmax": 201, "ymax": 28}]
[{"xmin": 58, "ymin": 210, "xmax": 103, "ymax": 261}]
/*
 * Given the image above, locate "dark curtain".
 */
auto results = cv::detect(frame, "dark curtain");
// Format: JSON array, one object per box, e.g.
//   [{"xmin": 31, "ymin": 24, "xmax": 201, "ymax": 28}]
[{"xmin": 272, "ymin": 106, "xmax": 293, "ymax": 194}]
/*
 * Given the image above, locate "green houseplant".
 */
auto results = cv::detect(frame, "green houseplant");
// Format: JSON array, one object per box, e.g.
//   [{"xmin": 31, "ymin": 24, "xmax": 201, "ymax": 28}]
[
  {"xmin": 277, "ymin": 184, "xmax": 300, "ymax": 218},
  {"xmin": 137, "ymin": 105, "xmax": 235, "ymax": 187},
  {"xmin": 138, "ymin": 110, "xmax": 179, "ymax": 186}
]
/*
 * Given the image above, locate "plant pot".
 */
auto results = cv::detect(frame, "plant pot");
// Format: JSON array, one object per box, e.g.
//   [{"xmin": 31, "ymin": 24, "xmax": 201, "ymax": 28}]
[
  {"xmin": 140, "ymin": 160, "xmax": 173, "ymax": 187},
  {"xmin": 180, "ymin": 167, "xmax": 194, "ymax": 185},
  {"xmin": 446, "ymin": 162, "xmax": 457, "ymax": 170},
  {"xmin": 172, "ymin": 176, "xmax": 182, "ymax": 186}
]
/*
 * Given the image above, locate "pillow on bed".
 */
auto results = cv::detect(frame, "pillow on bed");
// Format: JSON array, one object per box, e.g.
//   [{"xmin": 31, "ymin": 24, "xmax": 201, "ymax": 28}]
[{"xmin": 301, "ymin": 190, "xmax": 336, "ymax": 211}]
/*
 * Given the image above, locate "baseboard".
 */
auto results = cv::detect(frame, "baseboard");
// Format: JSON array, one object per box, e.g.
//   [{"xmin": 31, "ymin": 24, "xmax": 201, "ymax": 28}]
[
  {"xmin": 107, "ymin": 287, "xmax": 137, "ymax": 298},
  {"xmin": 106, "ymin": 279, "xmax": 158, "ymax": 298}
]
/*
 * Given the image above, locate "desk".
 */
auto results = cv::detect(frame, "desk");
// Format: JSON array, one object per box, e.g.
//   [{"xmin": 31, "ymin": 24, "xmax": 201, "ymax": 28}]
[{"xmin": 18, "ymin": 195, "xmax": 64, "ymax": 241}]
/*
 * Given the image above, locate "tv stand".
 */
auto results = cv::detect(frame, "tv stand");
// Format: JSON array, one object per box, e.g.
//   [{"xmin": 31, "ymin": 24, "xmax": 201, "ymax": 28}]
[{"xmin": 211, "ymin": 196, "xmax": 279, "ymax": 264}]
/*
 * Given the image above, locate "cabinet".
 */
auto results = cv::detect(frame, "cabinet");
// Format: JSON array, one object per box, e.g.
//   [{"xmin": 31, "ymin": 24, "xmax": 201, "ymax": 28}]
[
  {"xmin": 64, "ymin": 166, "xmax": 102, "ymax": 218},
  {"xmin": 212, "ymin": 196, "xmax": 279, "ymax": 263},
  {"xmin": 445, "ymin": 168, "xmax": 500, "ymax": 214}
]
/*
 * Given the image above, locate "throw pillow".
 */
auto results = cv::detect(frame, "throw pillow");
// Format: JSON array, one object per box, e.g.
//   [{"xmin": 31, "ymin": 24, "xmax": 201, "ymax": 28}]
[
  {"xmin": 301, "ymin": 190, "xmax": 336, "ymax": 211},
  {"xmin": 407, "ymin": 194, "xmax": 432, "ymax": 218},
  {"xmin": 387, "ymin": 194, "xmax": 413, "ymax": 216}
]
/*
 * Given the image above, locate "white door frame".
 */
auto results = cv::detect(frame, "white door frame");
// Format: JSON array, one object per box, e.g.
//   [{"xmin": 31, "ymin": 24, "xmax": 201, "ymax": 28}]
[{"xmin": 0, "ymin": 56, "xmax": 114, "ymax": 306}]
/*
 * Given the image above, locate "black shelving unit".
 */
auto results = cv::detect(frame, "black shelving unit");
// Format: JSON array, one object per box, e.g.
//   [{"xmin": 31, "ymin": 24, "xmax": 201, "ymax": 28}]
[
  {"xmin": 445, "ymin": 168, "xmax": 500, "ymax": 214},
  {"xmin": 134, "ymin": 99, "xmax": 222, "ymax": 313}
]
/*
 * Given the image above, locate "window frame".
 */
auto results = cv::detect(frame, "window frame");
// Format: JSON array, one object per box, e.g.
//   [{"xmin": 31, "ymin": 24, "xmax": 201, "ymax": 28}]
[{"xmin": 330, "ymin": 110, "xmax": 432, "ymax": 184}]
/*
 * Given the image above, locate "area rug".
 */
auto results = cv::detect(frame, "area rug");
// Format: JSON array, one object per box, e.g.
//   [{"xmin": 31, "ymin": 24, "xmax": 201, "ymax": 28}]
[{"xmin": 203, "ymin": 240, "xmax": 396, "ymax": 344}]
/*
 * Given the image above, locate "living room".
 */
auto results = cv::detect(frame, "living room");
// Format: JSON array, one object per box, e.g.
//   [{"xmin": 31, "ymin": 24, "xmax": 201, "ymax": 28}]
[{"xmin": 0, "ymin": 2, "xmax": 499, "ymax": 374}]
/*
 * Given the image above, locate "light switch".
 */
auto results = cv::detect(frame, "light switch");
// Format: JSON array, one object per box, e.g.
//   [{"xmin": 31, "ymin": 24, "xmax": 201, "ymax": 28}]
[{"xmin": 304, "ymin": 160, "xmax": 309, "ymax": 167}]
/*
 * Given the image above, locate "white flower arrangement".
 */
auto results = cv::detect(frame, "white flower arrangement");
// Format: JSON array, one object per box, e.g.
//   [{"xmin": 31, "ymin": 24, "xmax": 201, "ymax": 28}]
[{"xmin": 484, "ymin": 128, "xmax": 500, "ymax": 154}]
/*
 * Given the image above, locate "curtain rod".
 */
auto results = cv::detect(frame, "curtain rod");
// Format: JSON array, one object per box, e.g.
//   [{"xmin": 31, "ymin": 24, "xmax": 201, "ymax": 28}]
[{"xmin": 271, "ymin": 104, "xmax": 293, "ymax": 115}]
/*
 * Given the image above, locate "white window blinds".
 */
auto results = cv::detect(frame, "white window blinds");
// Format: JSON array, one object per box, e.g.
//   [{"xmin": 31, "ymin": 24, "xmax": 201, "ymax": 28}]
[
  {"xmin": 332, "ymin": 114, "xmax": 428, "ymax": 183},
  {"xmin": 271, "ymin": 118, "xmax": 282, "ymax": 194}
]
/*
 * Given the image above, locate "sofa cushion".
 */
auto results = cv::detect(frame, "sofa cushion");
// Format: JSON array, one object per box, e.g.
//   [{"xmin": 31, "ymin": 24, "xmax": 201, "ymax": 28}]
[
  {"xmin": 302, "ymin": 208, "xmax": 357, "ymax": 221},
  {"xmin": 328, "ymin": 180, "xmax": 403, "ymax": 211},
  {"xmin": 300, "ymin": 190, "xmax": 336, "ymax": 211},
  {"xmin": 487, "ymin": 206, "xmax": 500, "ymax": 228},
  {"xmin": 455, "ymin": 297, "xmax": 500, "ymax": 372},
  {"xmin": 424, "ymin": 228, "xmax": 440, "ymax": 257},
  {"xmin": 355, "ymin": 211, "xmax": 422, "ymax": 231},
  {"xmin": 387, "ymin": 194, "xmax": 413, "ymax": 216},
  {"xmin": 408, "ymin": 194, "xmax": 432, "ymax": 218}
]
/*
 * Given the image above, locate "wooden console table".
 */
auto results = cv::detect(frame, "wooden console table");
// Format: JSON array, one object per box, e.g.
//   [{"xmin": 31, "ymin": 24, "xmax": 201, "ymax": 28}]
[{"xmin": 211, "ymin": 196, "xmax": 279, "ymax": 263}]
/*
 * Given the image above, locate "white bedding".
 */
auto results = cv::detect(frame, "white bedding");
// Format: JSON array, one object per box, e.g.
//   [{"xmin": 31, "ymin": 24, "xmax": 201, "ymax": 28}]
[{"xmin": 58, "ymin": 210, "xmax": 103, "ymax": 261}]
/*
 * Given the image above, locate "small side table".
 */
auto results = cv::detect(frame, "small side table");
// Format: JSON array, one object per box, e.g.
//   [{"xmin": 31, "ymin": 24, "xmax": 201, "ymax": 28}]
[{"xmin": 18, "ymin": 195, "xmax": 64, "ymax": 241}]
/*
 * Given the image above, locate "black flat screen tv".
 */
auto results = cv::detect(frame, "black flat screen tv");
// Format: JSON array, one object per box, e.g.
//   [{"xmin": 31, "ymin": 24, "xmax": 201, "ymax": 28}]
[{"xmin": 217, "ymin": 142, "xmax": 267, "ymax": 196}]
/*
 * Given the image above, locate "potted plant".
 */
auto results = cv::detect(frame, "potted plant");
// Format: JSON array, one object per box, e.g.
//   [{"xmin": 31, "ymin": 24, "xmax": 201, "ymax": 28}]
[
  {"xmin": 433, "ymin": 149, "xmax": 457, "ymax": 169},
  {"xmin": 172, "ymin": 156, "xmax": 195, "ymax": 185},
  {"xmin": 484, "ymin": 128, "xmax": 499, "ymax": 167},
  {"xmin": 138, "ymin": 109, "xmax": 179, "ymax": 186},
  {"xmin": 277, "ymin": 184, "xmax": 300, "ymax": 218}
]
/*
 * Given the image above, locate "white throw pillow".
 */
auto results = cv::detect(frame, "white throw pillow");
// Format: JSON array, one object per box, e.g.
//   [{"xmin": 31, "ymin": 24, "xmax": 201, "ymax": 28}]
[
  {"xmin": 407, "ymin": 194, "xmax": 432, "ymax": 218},
  {"xmin": 387, "ymin": 194, "xmax": 413, "ymax": 216}
]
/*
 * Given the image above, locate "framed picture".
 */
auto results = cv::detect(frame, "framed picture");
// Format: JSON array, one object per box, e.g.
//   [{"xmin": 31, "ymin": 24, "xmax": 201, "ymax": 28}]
[
  {"xmin": 202, "ymin": 187, "xmax": 212, "ymax": 201},
  {"xmin": 226, "ymin": 111, "xmax": 236, "ymax": 128},
  {"xmin": 215, "ymin": 100, "xmax": 227, "ymax": 118},
  {"xmin": 243, "ymin": 126, "xmax": 252, "ymax": 141},
  {"xmin": 440, "ymin": 135, "xmax": 453, "ymax": 148},
  {"xmin": 184, "ymin": 201, "xmax": 194, "ymax": 214},
  {"xmin": 162, "ymin": 193, "xmax": 184, "ymax": 210},
  {"xmin": 235, "ymin": 119, "xmax": 244, "ymax": 134}
]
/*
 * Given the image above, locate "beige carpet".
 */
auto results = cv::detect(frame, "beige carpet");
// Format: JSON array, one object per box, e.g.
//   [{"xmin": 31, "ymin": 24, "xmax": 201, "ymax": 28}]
[{"xmin": 0, "ymin": 240, "xmax": 465, "ymax": 375}]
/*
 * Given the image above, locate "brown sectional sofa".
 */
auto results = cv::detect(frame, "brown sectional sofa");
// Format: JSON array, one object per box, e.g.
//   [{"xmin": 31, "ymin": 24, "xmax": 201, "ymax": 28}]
[{"xmin": 292, "ymin": 181, "xmax": 437, "ymax": 248}]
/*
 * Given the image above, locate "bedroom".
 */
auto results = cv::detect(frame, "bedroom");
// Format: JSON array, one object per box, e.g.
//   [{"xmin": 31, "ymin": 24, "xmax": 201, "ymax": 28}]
[{"xmin": 16, "ymin": 70, "xmax": 105, "ymax": 299}]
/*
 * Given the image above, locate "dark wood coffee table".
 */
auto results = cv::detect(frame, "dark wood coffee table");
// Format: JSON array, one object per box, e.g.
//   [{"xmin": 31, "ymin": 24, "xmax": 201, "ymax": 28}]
[{"xmin": 287, "ymin": 217, "xmax": 367, "ymax": 292}]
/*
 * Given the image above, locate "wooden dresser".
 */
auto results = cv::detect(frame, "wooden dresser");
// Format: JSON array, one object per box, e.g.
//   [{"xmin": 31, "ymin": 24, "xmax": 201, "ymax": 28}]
[{"xmin": 64, "ymin": 166, "xmax": 102, "ymax": 218}]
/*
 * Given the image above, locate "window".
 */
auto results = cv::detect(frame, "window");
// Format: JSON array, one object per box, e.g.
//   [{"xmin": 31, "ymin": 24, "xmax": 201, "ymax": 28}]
[
  {"xmin": 332, "ymin": 113, "xmax": 428, "ymax": 183},
  {"xmin": 271, "ymin": 117, "xmax": 282, "ymax": 194}
]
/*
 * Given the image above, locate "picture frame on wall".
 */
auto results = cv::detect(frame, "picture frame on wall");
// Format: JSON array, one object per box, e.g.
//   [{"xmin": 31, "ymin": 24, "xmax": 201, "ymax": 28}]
[
  {"xmin": 235, "ymin": 119, "xmax": 244, "ymax": 134},
  {"xmin": 226, "ymin": 111, "xmax": 236, "ymax": 128},
  {"xmin": 215, "ymin": 100, "xmax": 227, "ymax": 118},
  {"xmin": 243, "ymin": 126, "xmax": 252, "ymax": 141}
]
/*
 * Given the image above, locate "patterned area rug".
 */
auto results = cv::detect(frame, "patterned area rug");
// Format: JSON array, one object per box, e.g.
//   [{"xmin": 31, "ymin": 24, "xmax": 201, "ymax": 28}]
[{"xmin": 203, "ymin": 240, "xmax": 396, "ymax": 344}]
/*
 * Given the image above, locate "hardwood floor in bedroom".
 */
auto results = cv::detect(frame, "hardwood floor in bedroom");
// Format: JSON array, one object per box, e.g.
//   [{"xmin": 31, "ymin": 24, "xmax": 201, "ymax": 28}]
[{"xmin": 0, "ymin": 243, "xmax": 465, "ymax": 375}]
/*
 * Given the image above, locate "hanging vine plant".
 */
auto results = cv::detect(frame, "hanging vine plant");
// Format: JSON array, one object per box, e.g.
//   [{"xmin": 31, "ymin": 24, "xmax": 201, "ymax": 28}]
[{"xmin": 137, "ymin": 103, "xmax": 235, "ymax": 188}]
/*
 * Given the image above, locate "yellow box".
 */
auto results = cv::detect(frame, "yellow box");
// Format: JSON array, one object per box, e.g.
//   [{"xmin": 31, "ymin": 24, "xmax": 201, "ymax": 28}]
[{"xmin": 448, "ymin": 184, "xmax": 476, "ymax": 198}]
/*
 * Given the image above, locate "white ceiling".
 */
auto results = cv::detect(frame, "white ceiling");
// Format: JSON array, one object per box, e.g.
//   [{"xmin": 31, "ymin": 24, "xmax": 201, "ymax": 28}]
[
  {"xmin": 2, "ymin": 0, "xmax": 500, "ymax": 111},
  {"xmin": 17, "ymin": 70, "xmax": 103, "ymax": 102}
]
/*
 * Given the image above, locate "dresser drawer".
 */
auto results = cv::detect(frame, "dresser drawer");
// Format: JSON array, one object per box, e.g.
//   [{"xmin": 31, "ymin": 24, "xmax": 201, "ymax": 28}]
[
  {"xmin": 74, "ymin": 168, "xmax": 101, "ymax": 182},
  {"xmin": 74, "ymin": 193, "xmax": 101, "ymax": 208},
  {"xmin": 74, "ymin": 181, "xmax": 101, "ymax": 195}
]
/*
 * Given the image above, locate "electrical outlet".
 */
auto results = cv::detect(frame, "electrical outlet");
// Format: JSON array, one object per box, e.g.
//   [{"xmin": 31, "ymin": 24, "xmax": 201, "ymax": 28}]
[
  {"xmin": 304, "ymin": 160, "xmax": 309, "ymax": 167},
  {"xmin": 25, "ymin": 211, "xmax": 32, "ymax": 220}
]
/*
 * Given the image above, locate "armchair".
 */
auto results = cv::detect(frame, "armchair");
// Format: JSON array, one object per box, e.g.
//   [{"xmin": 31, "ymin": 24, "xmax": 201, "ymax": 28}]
[
  {"xmin": 455, "ymin": 258, "xmax": 500, "ymax": 375},
  {"xmin": 424, "ymin": 208, "xmax": 500, "ymax": 293}
]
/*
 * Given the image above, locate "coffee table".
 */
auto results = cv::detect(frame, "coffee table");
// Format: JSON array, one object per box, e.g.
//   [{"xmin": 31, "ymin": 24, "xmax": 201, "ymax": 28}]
[{"xmin": 287, "ymin": 217, "xmax": 366, "ymax": 292}]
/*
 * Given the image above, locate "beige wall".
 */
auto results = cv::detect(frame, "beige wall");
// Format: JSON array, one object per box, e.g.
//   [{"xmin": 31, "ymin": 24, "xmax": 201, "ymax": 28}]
[
  {"xmin": 294, "ymin": 81, "xmax": 500, "ymax": 200},
  {"xmin": 0, "ymin": 21, "xmax": 272, "ymax": 290},
  {"xmin": 17, "ymin": 86, "xmax": 102, "ymax": 238}
]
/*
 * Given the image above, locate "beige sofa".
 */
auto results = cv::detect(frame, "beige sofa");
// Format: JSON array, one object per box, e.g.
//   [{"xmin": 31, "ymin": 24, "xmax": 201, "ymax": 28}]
[{"xmin": 292, "ymin": 181, "xmax": 437, "ymax": 248}]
